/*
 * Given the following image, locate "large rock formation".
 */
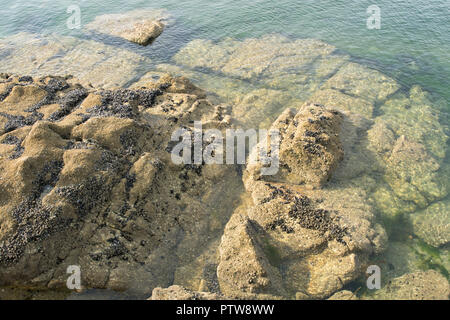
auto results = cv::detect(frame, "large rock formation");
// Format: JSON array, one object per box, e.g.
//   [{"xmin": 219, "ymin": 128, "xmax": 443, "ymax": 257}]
[
  {"xmin": 217, "ymin": 103, "xmax": 387, "ymax": 299},
  {"xmin": 0, "ymin": 74, "xmax": 241, "ymax": 297}
]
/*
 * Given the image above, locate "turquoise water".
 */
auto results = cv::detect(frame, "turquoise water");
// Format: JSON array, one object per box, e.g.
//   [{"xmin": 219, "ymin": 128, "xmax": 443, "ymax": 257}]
[{"xmin": 0, "ymin": 0, "xmax": 449, "ymax": 106}]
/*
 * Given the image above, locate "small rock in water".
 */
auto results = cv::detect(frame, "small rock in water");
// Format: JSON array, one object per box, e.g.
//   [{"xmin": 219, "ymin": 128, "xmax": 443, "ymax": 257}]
[
  {"xmin": 86, "ymin": 9, "xmax": 169, "ymax": 46},
  {"xmin": 120, "ymin": 20, "xmax": 165, "ymax": 46}
]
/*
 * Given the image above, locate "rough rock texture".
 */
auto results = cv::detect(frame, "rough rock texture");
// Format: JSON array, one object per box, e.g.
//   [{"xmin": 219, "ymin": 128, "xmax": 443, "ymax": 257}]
[
  {"xmin": 217, "ymin": 103, "xmax": 387, "ymax": 299},
  {"xmin": 370, "ymin": 270, "xmax": 449, "ymax": 300},
  {"xmin": 0, "ymin": 33, "xmax": 152, "ymax": 89},
  {"xmin": 1, "ymin": 30, "xmax": 449, "ymax": 299},
  {"xmin": 0, "ymin": 74, "xmax": 241, "ymax": 297},
  {"xmin": 86, "ymin": 9, "xmax": 170, "ymax": 45},
  {"xmin": 327, "ymin": 290, "xmax": 358, "ymax": 300},
  {"xmin": 258, "ymin": 105, "xmax": 344, "ymax": 187},
  {"xmin": 171, "ymin": 35, "xmax": 351, "ymax": 127},
  {"xmin": 149, "ymin": 285, "xmax": 225, "ymax": 300},
  {"xmin": 410, "ymin": 199, "xmax": 450, "ymax": 248}
]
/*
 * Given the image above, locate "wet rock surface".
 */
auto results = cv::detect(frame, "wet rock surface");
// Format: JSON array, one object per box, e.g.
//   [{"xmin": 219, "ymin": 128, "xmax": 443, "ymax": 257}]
[
  {"xmin": 410, "ymin": 199, "xmax": 450, "ymax": 248},
  {"xmin": 0, "ymin": 74, "xmax": 241, "ymax": 297},
  {"xmin": 217, "ymin": 103, "xmax": 387, "ymax": 299},
  {"xmin": 259, "ymin": 105, "xmax": 344, "ymax": 187},
  {"xmin": 369, "ymin": 270, "xmax": 449, "ymax": 300},
  {"xmin": 0, "ymin": 33, "xmax": 152, "ymax": 89},
  {"xmin": 150, "ymin": 285, "xmax": 225, "ymax": 300}
]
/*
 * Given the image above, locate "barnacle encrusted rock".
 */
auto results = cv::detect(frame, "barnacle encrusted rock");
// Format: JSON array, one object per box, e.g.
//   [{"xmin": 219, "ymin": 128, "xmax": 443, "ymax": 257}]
[
  {"xmin": 0, "ymin": 74, "xmax": 240, "ymax": 297},
  {"xmin": 255, "ymin": 104, "xmax": 344, "ymax": 188},
  {"xmin": 217, "ymin": 103, "xmax": 387, "ymax": 299}
]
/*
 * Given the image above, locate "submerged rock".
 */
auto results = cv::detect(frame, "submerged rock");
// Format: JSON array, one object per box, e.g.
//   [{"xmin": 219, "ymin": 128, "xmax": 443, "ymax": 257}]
[
  {"xmin": 0, "ymin": 33, "xmax": 152, "ymax": 89},
  {"xmin": 85, "ymin": 9, "xmax": 170, "ymax": 45},
  {"xmin": 411, "ymin": 199, "xmax": 450, "ymax": 248},
  {"xmin": 369, "ymin": 270, "xmax": 449, "ymax": 300},
  {"xmin": 150, "ymin": 285, "xmax": 225, "ymax": 300},
  {"xmin": 327, "ymin": 290, "xmax": 358, "ymax": 300},
  {"xmin": 171, "ymin": 35, "xmax": 351, "ymax": 129},
  {"xmin": 322, "ymin": 62, "xmax": 399, "ymax": 103},
  {"xmin": 368, "ymin": 87, "xmax": 449, "ymax": 218}
]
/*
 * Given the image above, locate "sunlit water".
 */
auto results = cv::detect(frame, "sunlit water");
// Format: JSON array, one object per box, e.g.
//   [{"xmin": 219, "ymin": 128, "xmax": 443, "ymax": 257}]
[
  {"xmin": 0, "ymin": 0, "xmax": 449, "ymax": 103},
  {"xmin": 0, "ymin": 0, "xmax": 449, "ymax": 299}
]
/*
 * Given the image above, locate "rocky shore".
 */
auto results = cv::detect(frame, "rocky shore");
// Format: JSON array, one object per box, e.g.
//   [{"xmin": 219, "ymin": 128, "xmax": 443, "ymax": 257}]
[{"xmin": 0, "ymin": 9, "xmax": 449, "ymax": 300}]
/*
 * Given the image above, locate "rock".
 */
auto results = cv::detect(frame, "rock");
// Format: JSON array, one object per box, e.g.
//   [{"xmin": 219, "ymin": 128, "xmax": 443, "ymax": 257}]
[
  {"xmin": 374, "ymin": 241, "xmax": 423, "ymax": 285},
  {"xmin": 1, "ymin": 30, "xmax": 447, "ymax": 301},
  {"xmin": 378, "ymin": 88, "xmax": 448, "ymax": 160},
  {"xmin": 0, "ymin": 74, "xmax": 241, "ymax": 297},
  {"xmin": 367, "ymin": 119, "xmax": 396, "ymax": 154},
  {"xmin": 411, "ymin": 199, "xmax": 450, "ymax": 247},
  {"xmin": 150, "ymin": 285, "xmax": 225, "ymax": 300},
  {"xmin": 173, "ymin": 34, "xmax": 348, "ymax": 101},
  {"xmin": 307, "ymin": 88, "xmax": 374, "ymax": 118},
  {"xmin": 367, "ymin": 86, "xmax": 449, "ymax": 218},
  {"xmin": 370, "ymin": 270, "xmax": 449, "ymax": 300},
  {"xmin": 230, "ymin": 89, "xmax": 299, "ymax": 129},
  {"xmin": 86, "ymin": 9, "xmax": 170, "ymax": 45},
  {"xmin": 384, "ymin": 136, "xmax": 446, "ymax": 209},
  {"xmin": 217, "ymin": 213, "xmax": 287, "ymax": 298},
  {"xmin": 0, "ymin": 33, "xmax": 152, "ymax": 89},
  {"xmin": 328, "ymin": 290, "xmax": 358, "ymax": 300},
  {"xmin": 217, "ymin": 103, "xmax": 387, "ymax": 299},
  {"xmin": 322, "ymin": 62, "xmax": 399, "ymax": 103}
]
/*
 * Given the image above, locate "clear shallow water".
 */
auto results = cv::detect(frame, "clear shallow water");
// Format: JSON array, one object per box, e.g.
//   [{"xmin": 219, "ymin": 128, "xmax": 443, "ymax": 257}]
[
  {"xmin": 0, "ymin": 0, "xmax": 449, "ymax": 106},
  {"xmin": 0, "ymin": 0, "xmax": 449, "ymax": 299}
]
